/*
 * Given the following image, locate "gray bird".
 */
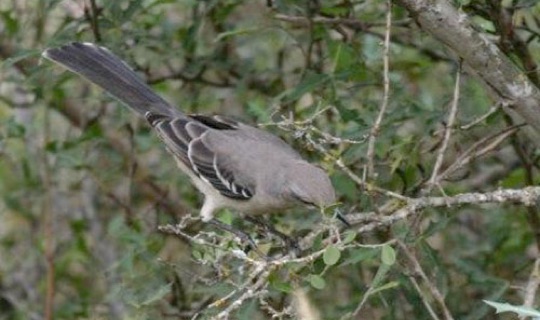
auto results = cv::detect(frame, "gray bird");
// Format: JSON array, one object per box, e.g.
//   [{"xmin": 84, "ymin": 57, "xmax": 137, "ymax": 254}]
[{"xmin": 42, "ymin": 42, "xmax": 341, "ymax": 225}]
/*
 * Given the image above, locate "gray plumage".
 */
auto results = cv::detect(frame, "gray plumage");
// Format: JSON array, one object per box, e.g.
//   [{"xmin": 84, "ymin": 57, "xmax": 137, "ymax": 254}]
[{"xmin": 42, "ymin": 42, "xmax": 336, "ymax": 222}]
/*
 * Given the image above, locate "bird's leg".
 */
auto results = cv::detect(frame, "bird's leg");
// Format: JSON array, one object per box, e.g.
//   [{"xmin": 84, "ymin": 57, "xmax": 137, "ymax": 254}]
[
  {"xmin": 207, "ymin": 219, "xmax": 266, "ymax": 258},
  {"xmin": 244, "ymin": 216, "xmax": 300, "ymax": 256}
]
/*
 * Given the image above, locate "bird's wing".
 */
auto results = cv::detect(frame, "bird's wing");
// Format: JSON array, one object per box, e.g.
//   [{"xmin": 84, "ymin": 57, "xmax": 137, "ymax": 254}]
[{"xmin": 146, "ymin": 113, "xmax": 255, "ymax": 200}]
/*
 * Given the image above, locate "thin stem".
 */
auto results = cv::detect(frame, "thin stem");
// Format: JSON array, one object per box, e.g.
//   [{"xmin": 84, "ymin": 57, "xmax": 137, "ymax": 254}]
[
  {"xmin": 365, "ymin": 0, "xmax": 392, "ymax": 179},
  {"xmin": 427, "ymin": 61, "xmax": 462, "ymax": 191},
  {"xmin": 398, "ymin": 241, "xmax": 455, "ymax": 320}
]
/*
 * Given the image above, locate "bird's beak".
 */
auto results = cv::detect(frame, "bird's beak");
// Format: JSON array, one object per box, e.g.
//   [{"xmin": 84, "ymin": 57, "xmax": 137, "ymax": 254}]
[{"xmin": 334, "ymin": 208, "xmax": 351, "ymax": 228}]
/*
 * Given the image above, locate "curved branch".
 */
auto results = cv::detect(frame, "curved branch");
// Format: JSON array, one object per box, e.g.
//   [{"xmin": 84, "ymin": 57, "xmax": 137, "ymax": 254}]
[{"xmin": 396, "ymin": 0, "xmax": 540, "ymax": 135}]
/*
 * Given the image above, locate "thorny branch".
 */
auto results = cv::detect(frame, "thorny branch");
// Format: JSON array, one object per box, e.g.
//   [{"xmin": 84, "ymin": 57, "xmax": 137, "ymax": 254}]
[
  {"xmin": 160, "ymin": 186, "xmax": 540, "ymax": 318},
  {"xmin": 349, "ymin": 186, "xmax": 540, "ymax": 233}
]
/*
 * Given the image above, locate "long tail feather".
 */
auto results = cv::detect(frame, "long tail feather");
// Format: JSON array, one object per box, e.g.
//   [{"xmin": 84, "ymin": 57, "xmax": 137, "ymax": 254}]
[{"xmin": 43, "ymin": 42, "xmax": 178, "ymax": 117}]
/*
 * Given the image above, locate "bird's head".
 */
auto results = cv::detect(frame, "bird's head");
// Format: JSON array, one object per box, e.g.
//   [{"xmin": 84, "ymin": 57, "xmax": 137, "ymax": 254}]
[{"xmin": 287, "ymin": 161, "xmax": 336, "ymax": 209}]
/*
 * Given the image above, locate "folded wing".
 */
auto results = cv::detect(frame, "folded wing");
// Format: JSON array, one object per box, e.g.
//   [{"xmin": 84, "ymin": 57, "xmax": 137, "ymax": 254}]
[{"xmin": 146, "ymin": 113, "xmax": 254, "ymax": 200}]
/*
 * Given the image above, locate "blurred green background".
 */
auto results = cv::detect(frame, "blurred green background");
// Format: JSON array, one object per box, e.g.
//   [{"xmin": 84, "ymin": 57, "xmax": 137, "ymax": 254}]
[{"xmin": 1, "ymin": 0, "xmax": 540, "ymax": 319}]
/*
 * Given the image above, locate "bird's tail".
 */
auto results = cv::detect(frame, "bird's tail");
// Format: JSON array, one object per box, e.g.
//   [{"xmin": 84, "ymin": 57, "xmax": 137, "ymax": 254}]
[{"xmin": 42, "ymin": 42, "xmax": 177, "ymax": 117}]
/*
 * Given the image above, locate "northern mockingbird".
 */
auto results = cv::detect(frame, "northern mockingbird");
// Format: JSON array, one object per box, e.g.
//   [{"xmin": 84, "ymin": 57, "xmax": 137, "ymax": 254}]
[{"xmin": 42, "ymin": 42, "xmax": 342, "ymax": 225}]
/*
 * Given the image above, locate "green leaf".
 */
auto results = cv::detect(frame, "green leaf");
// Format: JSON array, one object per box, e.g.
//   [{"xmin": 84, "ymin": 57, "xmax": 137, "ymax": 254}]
[
  {"xmin": 273, "ymin": 281, "xmax": 293, "ymax": 293},
  {"xmin": 217, "ymin": 210, "xmax": 233, "ymax": 225},
  {"xmin": 483, "ymin": 300, "xmax": 540, "ymax": 317},
  {"xmin": 4, "ymin": 117, "xmax": 26, "ymax": 137},
  {"xmin": 312, "ymin": 233, "xmax": 324, "ymax": 252},
  {"xmin": 340, "ymin": 248, "xmax": 378, "ymax": 266},
  {"xmin": 332, "ymin": 173, "xmax": 358, "ymax": 200},
  {"xmin": 323, "ymin": 245, "xmax": 341, "ymax": 266},
  {"xmin": 192, "ymin": 249, "xmax": 203, "ymax": 261},
  {"xmin": 370, "ymin": 281, "xmax": 400, "ymax": 295},
  {"xmin": 342, "ymin": 231, "xmax": 357, "ymax": 244},
  {"xmin": 140, "ymin": 283, "xmax": 172, "ymax": 306},
  {"xmin": 215, "ymin": 27, "xmax": 259, "ymax": 42},
  {"xmin": 269, "ymin": 273, "xmax": 293, "ymax": 293},
  {"xmin": 371, "ymin": 263, "xmax": 391, "ymax": 289},
  {"xmin": 381, "ymin": 245, "xmax": 396, "ymax": 265},
  {"xmin": 279, "ymin": 73, "xmax": 330, "ymax": 103},
  {"xmin": 334, "ymin": 100, "xmax": 363, "ymax": 123},
  {"xmin": 0, "ymin": 10, "xmax": 19, "ymax": 35},
  {"xmin": 308, "ymin": 274, "xmax": 326, "ymax": 290}
]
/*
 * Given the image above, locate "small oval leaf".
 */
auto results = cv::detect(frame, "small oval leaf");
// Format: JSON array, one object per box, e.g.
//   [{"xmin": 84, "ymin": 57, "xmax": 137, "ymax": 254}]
[
  {"xmin": 343, "ymin": 231, "xmax": 357, "ymax": 244},
  {"xmin": 309, "ymin": 274, "xmax": 326, "ymax": 290},
  {"xmin": 381, "ymin": 245, "xmax": 396, "ymax": 265},
  {"xmin": 269, "ymin": 275, "xmax": 293, "ymax": 293},
  {"xmin": 323, "ymin": 245, "xmax": 341, "ymax": 266}
]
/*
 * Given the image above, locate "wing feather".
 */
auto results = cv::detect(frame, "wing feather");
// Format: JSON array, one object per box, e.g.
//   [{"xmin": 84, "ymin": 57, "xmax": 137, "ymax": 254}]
[{"xmin": 146, "ymin": 112, "xmax": 254, "ymax": 200}]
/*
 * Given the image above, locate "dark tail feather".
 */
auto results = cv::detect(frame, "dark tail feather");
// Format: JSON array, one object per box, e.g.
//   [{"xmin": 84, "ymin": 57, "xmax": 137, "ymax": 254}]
[{"xmin": 42, "ymin": 42, "xmax": 178, "ymax": 117}]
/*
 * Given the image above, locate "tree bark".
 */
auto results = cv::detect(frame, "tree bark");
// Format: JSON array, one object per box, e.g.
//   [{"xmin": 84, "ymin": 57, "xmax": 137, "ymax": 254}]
[{"xmin": 396, "ymin": 0, "xmax": 540, "ymax": 135}]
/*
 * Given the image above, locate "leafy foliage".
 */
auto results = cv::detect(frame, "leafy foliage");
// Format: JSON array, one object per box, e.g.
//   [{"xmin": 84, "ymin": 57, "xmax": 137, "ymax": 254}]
[{"xmin": 1, "ymin": 0, "xmax": 540, "ymax": 319}]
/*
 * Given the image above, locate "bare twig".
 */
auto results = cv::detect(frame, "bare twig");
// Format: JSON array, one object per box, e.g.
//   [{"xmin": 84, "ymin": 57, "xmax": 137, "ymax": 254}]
[
  {"xmin": 366, "ymin": 0, "xmax": 392, "ymax": 178},
  {"xmin": 275, "ymin": 14, "xmax": 449, "ymax": 62},
  {"xmin": 505, "ymin": 114, "xmax": 540, "ymax": 253},
  {"xmin": 396, "ymin": 0, "xmax": 540, "ymax": 136},
  {"xmin": 85, "ymin": 0, "xmax": 102, "ymax": 42},
  {"xmin": 160, "ymin": 153, "xmax": 539, "ymax": 318},
  {"xmin": 398, "ymin": 241, "xmax": 455, "ymax": 320},
  {"xmin": 208, "ymin": 265, "xmax": 272, "ymax": 320},
  {"xmin": 337, "ymin": 159, "xmax": 410, "ymax": 201},
  {"xmin": 352, "ymin": 186, "xmax": 540, "ymax": 233},
  {"xmin": 460, "ymin": 102, "xmax": 503, "ymax": 130},
  {"xmin": 259, "ymin": 296, "xmax": 294, "ymax": 318},
  {"xmin": 158, "ymin": 217, "xmax": 241, "ymax": 253},
  {"xmin": 523, "ymin": 258, "xmax": 540, "ymax": 308},
  {"xmin": 427, "ymin": 61, "xmax": 462, "ymax": 191},
  {"xmin": 273, "ymin": 14, "xmax": 409, "ymax": 30},
  {"xmin": 266, "ymin": 108, "xmax": 364, "ymax": 146},
  {"xmin": 438, "ymin": 124, "xmax": 524, "ymax": 181},
  {"xmin": 407, "ymin": 276, "xmax": 441, "ymax": 320}
]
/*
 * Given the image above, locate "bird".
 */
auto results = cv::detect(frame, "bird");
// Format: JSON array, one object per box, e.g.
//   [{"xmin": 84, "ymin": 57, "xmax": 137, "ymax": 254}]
[{"xmin": 41, "ymin": 42, "xmax": 344, "ymax": 229}]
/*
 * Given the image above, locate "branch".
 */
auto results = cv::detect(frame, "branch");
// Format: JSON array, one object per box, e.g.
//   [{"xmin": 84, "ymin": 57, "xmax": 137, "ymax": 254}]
[
  {"xmin": 274, "ymin": 14, "xmax": 404, "ymax": 30},
  {"xmin": 349, "ymin": 186, "xmax": 540, "ymax": 233},
  {"xmin": 366, "ymin": 0, "xmax": 392, "ymax": 178},
  {"xmin": 427, "ymin": 61, "xmax": 461, "ymax": 191},
  {"xmin": 84, "ymin": 0, "xmax": 102, "ymax": 42},
  {"xmin": 523, "ymin": 258, "xmax": 540, "ymax": 308},
  {"xmin": 406, "ymin": 276, "xmax": 441, "ymax": 320},
  {"xmin": 460, "ymin": 102, "xmax": 503, "ymax": 130},
  {"xmin": 395, "ymin": 0, "xmax": 540, "ymax": 138},
  {"xmin": 398, "ymin": 241, "xmax": 455, "ymax": 320},
  {"xmin": 437, "ymin": 124, "xmax": 523, "ymax": 181}
]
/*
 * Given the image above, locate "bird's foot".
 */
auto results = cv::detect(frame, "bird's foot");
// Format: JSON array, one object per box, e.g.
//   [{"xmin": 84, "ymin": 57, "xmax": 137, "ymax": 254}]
[{"xmin": 245, "ymin": 216, "xmax": 300, "ymax": 257}]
